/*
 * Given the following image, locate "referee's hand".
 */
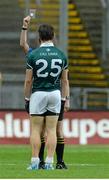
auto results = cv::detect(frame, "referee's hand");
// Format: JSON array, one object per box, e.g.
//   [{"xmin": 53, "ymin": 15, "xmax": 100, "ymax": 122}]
[
  {"xmin": 23, "ymin": 16, "xmax": 31, "ymax": 28},
  {"xmin": 25, "ymin": 99, "xmax": 30, "ymax": 113}
]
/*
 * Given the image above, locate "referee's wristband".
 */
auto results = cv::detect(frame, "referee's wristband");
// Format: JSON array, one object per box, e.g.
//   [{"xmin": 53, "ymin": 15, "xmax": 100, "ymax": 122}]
[
  {"xmin": 22, "ymin": 27, "xmax": 27, "ymax": 30},
  {"xmin": 66, "ymin": 96, "xmax": 70, "ymax": 100}
]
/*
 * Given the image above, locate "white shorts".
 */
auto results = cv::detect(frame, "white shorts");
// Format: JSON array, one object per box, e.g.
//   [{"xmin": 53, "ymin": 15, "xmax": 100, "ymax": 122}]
[{"xmin": 30, "ymin": 90, "xmax": 61, "ymax": 115}]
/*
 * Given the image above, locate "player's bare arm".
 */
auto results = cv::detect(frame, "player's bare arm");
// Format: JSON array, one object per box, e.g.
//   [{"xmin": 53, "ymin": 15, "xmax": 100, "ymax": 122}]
[
  {"xmin": 24, "ymin": 69, "xmax": 33, "ymax": 99},
  {"xmin": 61, "ymin": 69, "xmax": 70, "ymax": 111},
  {"xmin": 20, "ymin": 16, "xmax": 31, "ymax": 53}
]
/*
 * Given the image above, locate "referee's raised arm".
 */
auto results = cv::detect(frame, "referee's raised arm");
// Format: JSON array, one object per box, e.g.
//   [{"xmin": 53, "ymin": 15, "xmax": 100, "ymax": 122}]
[{"xmin": 20, "ymin": 16, "xmax": 31, "ymax": 54}]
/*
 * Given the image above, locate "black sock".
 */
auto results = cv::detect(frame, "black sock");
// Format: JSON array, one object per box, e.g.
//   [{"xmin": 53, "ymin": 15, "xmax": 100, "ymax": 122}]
[
  {"xmin": 56, "ymin": 137, "xmax": 64, "ymax": 163},
  {"xmin": 39, "ymin": 136, "xmax": 45, "ymax": 162}
]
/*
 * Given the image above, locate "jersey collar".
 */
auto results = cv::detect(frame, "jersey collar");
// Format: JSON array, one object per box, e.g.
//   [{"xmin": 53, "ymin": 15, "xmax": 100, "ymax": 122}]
[{"xmin": 40, "ymin": 41, "xmax": 54, "ymax": 47}]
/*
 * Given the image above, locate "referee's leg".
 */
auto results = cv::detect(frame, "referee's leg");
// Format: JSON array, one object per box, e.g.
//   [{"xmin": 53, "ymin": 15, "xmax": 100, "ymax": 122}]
[{"xmin": 56, "ymin": 100, "xmax": 68, "ymax": 169}]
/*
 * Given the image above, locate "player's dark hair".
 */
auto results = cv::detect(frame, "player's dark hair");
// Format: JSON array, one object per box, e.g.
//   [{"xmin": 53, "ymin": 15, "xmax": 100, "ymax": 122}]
[{"xmin": 38, "ymin": 24, "xmax": 54, "ymax": 41}]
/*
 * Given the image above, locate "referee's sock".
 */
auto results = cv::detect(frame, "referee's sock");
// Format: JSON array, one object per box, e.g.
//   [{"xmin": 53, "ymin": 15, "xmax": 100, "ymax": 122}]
[
  {"xmin": 56, "ymin": 137, "xmax": 64, "ymax": 163},
  {"xmin": 39, "ymin": 136, "xmax": 45, "ymax": 162}
]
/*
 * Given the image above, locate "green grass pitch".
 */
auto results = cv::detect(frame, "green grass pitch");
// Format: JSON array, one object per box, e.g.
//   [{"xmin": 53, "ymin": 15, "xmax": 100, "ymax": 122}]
[{"xmin": 0, "ymin": 145, "xmax": 109, "ymax": 178}]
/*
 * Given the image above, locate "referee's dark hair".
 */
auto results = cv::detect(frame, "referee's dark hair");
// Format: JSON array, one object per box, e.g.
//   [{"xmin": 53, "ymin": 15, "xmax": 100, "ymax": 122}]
[{"xmin": 38, "ymin": 24, "xmax": 54, "ymax": 41}]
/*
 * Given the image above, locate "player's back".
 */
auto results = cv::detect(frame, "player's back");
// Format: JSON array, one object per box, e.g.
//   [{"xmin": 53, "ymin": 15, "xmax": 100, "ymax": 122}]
[{"xmin": 27, "ymin": 45, "xmax": 68, "ymax": 93}]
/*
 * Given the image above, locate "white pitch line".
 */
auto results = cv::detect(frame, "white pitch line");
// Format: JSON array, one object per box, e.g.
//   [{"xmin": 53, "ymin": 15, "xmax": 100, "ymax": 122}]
[
  {"xmin": 0, "ymin": 163, "xmax": 109, "ymax": 167},
  {"xmin": 67, "ymin": 163, "xmax": 109, "ymax": 167},
  {"xmin": 0, "ymin": 163, "xmax": 16, "ymax": 166},
  {"xmin": 65, "ymin": 150, "xmax": 109, "ymax": 153}
]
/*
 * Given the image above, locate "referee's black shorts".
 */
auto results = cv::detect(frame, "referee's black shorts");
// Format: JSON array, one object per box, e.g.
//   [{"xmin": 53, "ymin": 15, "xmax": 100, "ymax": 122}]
[{"xmin": 58, "ymin": 100, "xmax": 65, "ymax": 121}]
